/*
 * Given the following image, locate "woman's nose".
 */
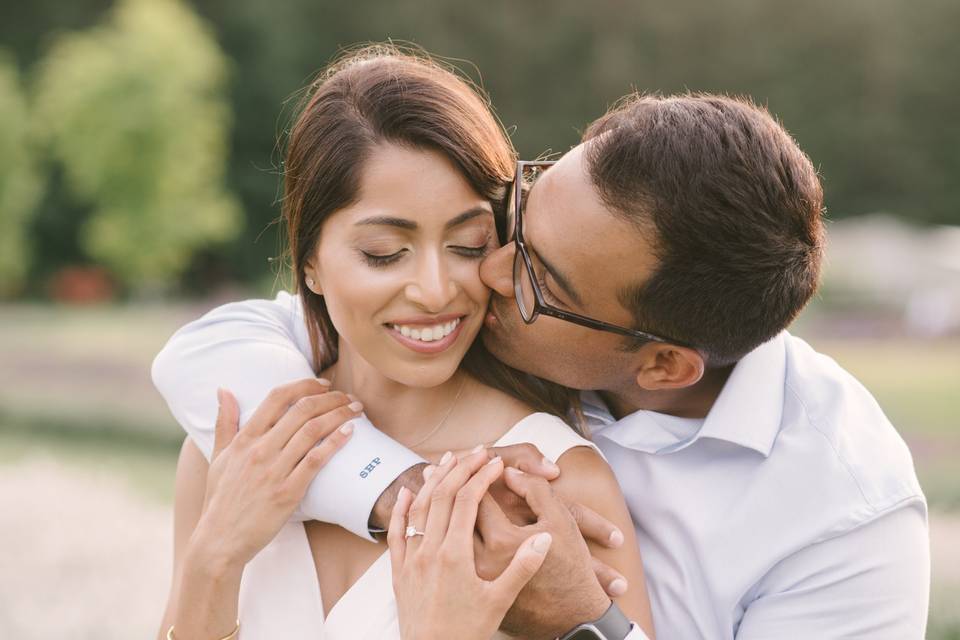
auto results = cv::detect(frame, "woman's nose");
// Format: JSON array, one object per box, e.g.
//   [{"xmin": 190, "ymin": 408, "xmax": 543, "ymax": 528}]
[
  {"xmin": 479, "ymin": 242, "xmax": 514, "ymax": 298},
  {"xmin": 405, "ymin": 254, "xmax": 458, "ymax": 311}
]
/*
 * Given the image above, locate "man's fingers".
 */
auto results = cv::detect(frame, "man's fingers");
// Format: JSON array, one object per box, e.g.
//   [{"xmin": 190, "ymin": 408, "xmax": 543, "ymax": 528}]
[
  {"xmin": 489, "ymin": 532, "xmax": 552, "ymax": 602},
  {"xmin": 212, "ymin": 388, "xmax": 240, "ymax": 461},
  {"xmin": 592, "ymin": 556, "xmax": 629, "ymax": 598},
  {"xmin": 388, "ymin": 486, "xmax": 415, "ymax": 577},
  {"xmin": 244, "ymin": 378, "xmax": 332, "ymax": 438},
  {"xmin": 476, "ymin": 493, "xmax": 513, "ymax": 543},
  {"xmin": 565, "ymin": 500, "xmax": 624, "ymax": 549},
  {"xmin": 488, "ymin": 443, "xmax": 560, "ymax": 480},
  {"xmin": 502, "ymin": 467, "xmax": 567, "ymax": 521}
]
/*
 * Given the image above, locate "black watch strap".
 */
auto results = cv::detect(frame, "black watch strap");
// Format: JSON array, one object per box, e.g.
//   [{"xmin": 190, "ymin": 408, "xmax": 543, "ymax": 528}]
[{"xmin": 558, "ymin": 602, "xmax": 633, "ymax": 640}]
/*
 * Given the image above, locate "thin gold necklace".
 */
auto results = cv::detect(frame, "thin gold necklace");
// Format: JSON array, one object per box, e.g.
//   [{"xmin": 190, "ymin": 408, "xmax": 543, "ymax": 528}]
[
  {"xmin": 405, "ymin": 374, "xmax": 468, "ymax": 449},
  {"xmin": 330, "ymin": 368, "xmax": 468, "ymax": 449}
]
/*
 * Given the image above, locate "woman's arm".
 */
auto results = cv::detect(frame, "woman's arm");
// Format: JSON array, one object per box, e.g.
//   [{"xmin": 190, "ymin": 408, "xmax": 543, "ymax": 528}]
[
  {"xmin": 551, "ymin": 448, "xmax": 654, "ymax": 636},
  {"xmin": 157, "ymin": 381, "xmax": 360, "ymax": 639},
  {"xmin": 156, "ymin": 437, "xmax": 209, "ymax": 639}
]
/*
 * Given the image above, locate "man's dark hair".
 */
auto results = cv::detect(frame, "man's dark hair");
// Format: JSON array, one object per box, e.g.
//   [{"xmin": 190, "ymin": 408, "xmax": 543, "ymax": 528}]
[{"xmin": 583, "ymin": 93, "xmax": 825, "ymax": 366}]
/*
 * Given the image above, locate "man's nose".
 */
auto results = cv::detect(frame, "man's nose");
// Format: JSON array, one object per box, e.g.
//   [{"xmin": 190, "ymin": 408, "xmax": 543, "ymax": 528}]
[
  {"xmin": 480, "ymin": 242, "xmax": 515, "ymax": 298},
  {"xmin": 405, "ymin": 253, "xmax": 458, "ymax": 311}
]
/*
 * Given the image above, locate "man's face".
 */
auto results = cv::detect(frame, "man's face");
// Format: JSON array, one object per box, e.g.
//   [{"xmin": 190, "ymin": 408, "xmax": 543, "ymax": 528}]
[{"xmin": 480, "ymin": 143, "xmax": 660, "ymax": 392}]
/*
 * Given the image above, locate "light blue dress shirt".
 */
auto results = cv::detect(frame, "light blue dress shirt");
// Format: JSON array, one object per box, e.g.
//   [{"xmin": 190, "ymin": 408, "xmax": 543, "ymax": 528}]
[{"xmin": 587, "ymin": 332, "xmax": 929, "ymax": 639}]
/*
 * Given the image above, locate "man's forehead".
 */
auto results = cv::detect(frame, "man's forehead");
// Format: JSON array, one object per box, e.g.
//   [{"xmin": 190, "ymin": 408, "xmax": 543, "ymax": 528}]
[{"xmin": 525, "ymin": 147, "xmax": 658, "ymax": 305}]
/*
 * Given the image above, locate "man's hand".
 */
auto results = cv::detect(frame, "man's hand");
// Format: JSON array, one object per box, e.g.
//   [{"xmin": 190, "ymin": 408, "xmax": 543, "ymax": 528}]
[
  {"xmin": 369, "ymin": 442, "xmax": 564, "ymax": 531},
  {"xmin": 479, "ymin": 468, "xmax": 616, "ymax": 639}
]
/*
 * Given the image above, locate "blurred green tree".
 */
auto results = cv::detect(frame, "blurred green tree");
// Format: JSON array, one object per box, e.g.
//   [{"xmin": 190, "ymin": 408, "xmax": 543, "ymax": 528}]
[
  {"xmin": 0, "ymin": 52, "xmax": 44, "ymax": 296},
  {"xmin": 32, "ymin": 0, "xmax": 240, "ymax": 291}
]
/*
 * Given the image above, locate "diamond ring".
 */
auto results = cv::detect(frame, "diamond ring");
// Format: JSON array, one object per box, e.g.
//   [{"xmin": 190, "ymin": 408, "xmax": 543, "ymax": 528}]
[{"xmin": 405, "ymin": 525, "xmax": 426, "ymax": 539}]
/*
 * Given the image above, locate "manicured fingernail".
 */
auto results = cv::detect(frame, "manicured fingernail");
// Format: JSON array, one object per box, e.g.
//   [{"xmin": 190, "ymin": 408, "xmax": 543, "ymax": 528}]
[
  {"xmin": 505, "ymin": 466, "xmax": 523, "ymax": 477},
  {"xmin": 486, "ymin": 456, "xmax": 502, "ymax": 466},
  {"xmin": 348, "ymin": 401, "xmax": 363, "ymax": 412},
  {"xmin": 471, "ymin": 444, "xmax": 485, "ymax": 454},
  {"xmin": 542, "ymin": 457, "xmax": 560, "ymax": 474},
  {"xmin": 339, "ymin": 422, "xmax": 354, "ymax": 435},
  {"xmin": 216, "ymin": 388, "xmax": 225, "ymax": 405},
  {"xmin": 317, "ymin": 377, "xmax": 331, "ymax": 385},
  {"xmin": 347, "ymin": 393, "xmax": 358, "ymax": 401},
  {"xmin": 439, "ymin": 451, "xmax": 453, "ymax": 466},
  {"xmin": 532, "ymin": 532, "xmax": 552, "ymax": 554},
  {"xmin": 608, "ymin": 529, "xmax": 624, "ymax": 547},
  {"xmin": 423, "ymin": 465, "xmax": 435, "ymax": 480},
  {"xmin": 609, "ymin": 578, "xmax": 628, "ymax": 597},
  {"xmin": 398, "ymin": 486, "xmax": 411, "ymax": 501}
]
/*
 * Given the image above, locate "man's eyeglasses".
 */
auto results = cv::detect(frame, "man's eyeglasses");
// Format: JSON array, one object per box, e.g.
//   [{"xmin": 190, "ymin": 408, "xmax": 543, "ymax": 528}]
[{"xmin": 504, "ymin": 160, "xmax": 694, "ymax": 348}]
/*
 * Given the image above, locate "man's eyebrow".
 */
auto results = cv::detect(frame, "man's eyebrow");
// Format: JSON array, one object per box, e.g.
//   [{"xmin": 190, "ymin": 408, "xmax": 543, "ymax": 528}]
[
  {"xmin": 530, "ymin": 246, "xmax": 583, "ymax": 307},
  {"xmin": 354, "ymin": 206, "xmax": 491, "ymax": 231}
]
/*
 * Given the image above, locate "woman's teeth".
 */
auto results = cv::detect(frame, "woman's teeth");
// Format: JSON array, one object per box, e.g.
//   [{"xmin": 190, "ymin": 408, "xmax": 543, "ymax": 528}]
[{"xmin": 391, "ymin": 318, "xmax": 461, "ymax": 342}]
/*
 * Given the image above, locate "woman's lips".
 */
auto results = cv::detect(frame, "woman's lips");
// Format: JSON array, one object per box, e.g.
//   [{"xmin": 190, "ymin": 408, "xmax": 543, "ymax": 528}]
[{"xmin": 386, "ymin": 317, "xmax": 466, "ymax": 354}]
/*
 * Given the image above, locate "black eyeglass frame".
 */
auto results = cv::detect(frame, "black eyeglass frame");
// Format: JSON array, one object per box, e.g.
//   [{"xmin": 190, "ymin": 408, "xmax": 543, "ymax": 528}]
[{"xmin": 507, "ymin": 160, "xmax": 696, "ymax": 348}]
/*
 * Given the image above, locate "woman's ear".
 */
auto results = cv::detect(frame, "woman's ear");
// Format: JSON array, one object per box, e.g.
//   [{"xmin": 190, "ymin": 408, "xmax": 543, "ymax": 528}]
[
  {"xmin": 303, "ymin": 260, "xmax": 322, "ymax": 295},
  {"xmin": 634, "ymin": 344, "xmax": 705, "ymax": 391}
]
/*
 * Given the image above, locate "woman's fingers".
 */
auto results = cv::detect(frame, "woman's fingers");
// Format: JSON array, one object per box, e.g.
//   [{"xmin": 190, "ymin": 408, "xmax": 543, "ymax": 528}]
[
  {"xmin": 284, "ymin": 420, "xmax": 354, "ymax": 497},
  {"xmin": 276, "ymin": 401, "xmax": 363, "ymax": 474},
  {"xmin": 444, "ymin": 456, "xmax": 505, "ymax": 551},
  {"xmin": 404, "ymin": 451, "xmax": 459, "ymax": 551},
  {"xmin": 423, "ymin": 451, "xmax": 499, "ymax": 550},
  {"xmin": 266, "ymin": 390, "xmax": 359, "ymax": 451},
  {"xmin": 387, "ymin": 486, "xmax": 415, "ymax": 576},
  {"xmin": 212, "ymin": 388, "xmax": 240, "ymax": 461},
  {"xmin": 243, "ymin": 378, "xmax": 332, "ymax": 438}
]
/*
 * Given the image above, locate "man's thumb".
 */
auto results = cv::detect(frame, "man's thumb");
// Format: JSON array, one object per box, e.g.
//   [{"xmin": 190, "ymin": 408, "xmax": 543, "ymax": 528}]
[
  {"xmin": 493, "ymin": 532, "xmax": 552, "ymax": 598},
  {"xmin": 212, "ymin": 388, "xmax": 240, "ymax": 460}
]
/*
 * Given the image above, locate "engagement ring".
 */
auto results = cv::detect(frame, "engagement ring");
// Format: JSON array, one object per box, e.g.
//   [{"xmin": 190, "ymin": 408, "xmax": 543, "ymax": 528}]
[{"xmin": 404, "ymin": 525, "xmax": 425, "ymax": 539}]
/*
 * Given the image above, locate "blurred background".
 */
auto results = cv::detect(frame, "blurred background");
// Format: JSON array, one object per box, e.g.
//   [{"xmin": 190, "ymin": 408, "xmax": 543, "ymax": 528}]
[{"xmin": 0, "ymin": 0, "xmax": 957, "ymax": 637}]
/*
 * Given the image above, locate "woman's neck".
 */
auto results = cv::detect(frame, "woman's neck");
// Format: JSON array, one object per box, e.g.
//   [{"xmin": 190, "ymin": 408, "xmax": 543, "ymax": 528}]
[{"xmin": 325, "ymin": 341, "xmax": 470, "ymax": 451}]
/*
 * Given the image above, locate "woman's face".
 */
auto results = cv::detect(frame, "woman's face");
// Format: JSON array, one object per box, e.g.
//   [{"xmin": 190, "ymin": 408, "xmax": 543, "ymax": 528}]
[{"xmin": 306, "ymin": 143, "xmax": 499, "ymax": 388}]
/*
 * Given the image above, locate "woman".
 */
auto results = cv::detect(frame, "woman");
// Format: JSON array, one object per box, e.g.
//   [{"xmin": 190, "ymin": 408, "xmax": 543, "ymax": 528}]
[{"xmin": 157, "ymin": 44, "xmax": 653, "ymax": 639}]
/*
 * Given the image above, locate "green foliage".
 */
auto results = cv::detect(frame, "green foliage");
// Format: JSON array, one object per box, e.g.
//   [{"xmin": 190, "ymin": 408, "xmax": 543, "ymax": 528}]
[
  {"xmin": 33, "ymin": 0, "xmax": 240, "ymax": 290},
  {"xmin": 0, "ymin": 53, "xmax": 43, "ymax": 296}
]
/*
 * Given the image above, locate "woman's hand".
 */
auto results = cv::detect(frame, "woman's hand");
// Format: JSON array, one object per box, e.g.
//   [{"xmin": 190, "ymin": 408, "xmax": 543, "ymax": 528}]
[
  {"xmin": 191, "ymin": 378, "xmax": 362, "ymax": 568},
  {"xmin": 387, "ymin": 451, "xmax": 554, "ymax": 640}
]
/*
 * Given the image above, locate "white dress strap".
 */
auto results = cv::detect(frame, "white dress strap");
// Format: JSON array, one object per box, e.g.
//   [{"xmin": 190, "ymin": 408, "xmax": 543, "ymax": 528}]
[{"xmin": 491, "ymin": 412, "xmax": 604, "ymax": 463}]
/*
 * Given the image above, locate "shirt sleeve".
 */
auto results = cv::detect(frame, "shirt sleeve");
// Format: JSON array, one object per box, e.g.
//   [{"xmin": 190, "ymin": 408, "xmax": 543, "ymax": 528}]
[
  {"xmin": 151, "ymin": 292, "xmax": 426, "ymax": 540},
  {"xmin": 623, "ymin": 623, "xmax": 650, "ymax": 639},
  {"xmin": 735, "ymin": 503, "xmax": 930, "ymax": 639}
]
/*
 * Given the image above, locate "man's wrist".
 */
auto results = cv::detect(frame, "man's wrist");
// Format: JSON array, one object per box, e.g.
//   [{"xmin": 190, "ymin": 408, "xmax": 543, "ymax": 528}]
[{"xmin": 369, "ymin": 462, "xmax": 428, "ymax": 530}]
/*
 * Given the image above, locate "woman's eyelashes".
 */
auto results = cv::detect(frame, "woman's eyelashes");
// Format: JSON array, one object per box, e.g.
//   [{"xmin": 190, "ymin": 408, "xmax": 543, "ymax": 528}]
[{"xmin": 357, "ymin": 235, "xmax": 493, "ymax": 268}]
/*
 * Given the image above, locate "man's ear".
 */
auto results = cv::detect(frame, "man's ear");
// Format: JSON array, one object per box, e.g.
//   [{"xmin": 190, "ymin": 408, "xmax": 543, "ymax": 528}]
[{"xmin": 634, "ymin": 344, "xmax": 705, "ymax": 391}]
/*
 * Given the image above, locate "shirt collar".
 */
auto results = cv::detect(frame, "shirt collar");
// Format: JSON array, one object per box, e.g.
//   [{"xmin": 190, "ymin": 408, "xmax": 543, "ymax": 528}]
[{"xmin": 586, "ymin": 332, "xmax": 787, "ymax": 457}]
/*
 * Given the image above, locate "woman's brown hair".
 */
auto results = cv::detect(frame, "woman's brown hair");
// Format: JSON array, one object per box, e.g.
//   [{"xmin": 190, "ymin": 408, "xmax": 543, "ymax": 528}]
[{"xmin": 281, "ymin": 44, "xmax": 582, "ymax": 431}]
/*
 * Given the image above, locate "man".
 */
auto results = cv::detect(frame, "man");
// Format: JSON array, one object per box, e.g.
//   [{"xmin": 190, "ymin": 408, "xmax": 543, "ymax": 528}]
[{"xmin": 153, "ymin": 93, "xmax": 929, "ymax": 638}]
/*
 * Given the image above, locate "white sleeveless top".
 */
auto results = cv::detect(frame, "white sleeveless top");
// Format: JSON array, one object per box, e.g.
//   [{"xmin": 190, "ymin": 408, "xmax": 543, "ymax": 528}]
[{"xmin": 236, "ymin": 412, "xmax": 601, "ymax": 639}]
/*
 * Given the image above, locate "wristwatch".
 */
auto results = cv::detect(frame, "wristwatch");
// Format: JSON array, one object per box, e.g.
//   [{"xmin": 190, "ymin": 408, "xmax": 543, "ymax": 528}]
[{"xmin": 558, "ymin": 602, "xmax": 633, "ymax": 640}]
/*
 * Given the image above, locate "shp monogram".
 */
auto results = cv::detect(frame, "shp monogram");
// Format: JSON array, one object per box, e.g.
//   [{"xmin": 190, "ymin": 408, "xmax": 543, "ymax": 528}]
[{"xmin": 360, "ymin": 457, "xmax": 382, "ymax": 479}]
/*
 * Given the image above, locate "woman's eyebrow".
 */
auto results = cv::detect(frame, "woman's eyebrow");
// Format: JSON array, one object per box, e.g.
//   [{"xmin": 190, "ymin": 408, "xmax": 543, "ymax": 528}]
[{"xmin": 355, "ymin": 206, "xmax": 491, "ymax": 231}]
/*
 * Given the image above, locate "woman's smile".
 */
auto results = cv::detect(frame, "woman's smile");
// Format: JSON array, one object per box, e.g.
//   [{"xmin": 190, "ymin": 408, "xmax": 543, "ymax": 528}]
[{"xmin": 385, "ymin": 314, "xmax": 467, "ymax": 354}]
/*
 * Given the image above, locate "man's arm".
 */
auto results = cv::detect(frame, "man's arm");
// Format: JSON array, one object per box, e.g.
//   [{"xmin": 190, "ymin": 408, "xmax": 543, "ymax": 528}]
[
  {"xmin": 151, "ymin": 294, "xmax": 426, "ymax": 540},
  {"xmin": 736, "ymin": 504, "xmax": 929, "ymax": 639}
]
